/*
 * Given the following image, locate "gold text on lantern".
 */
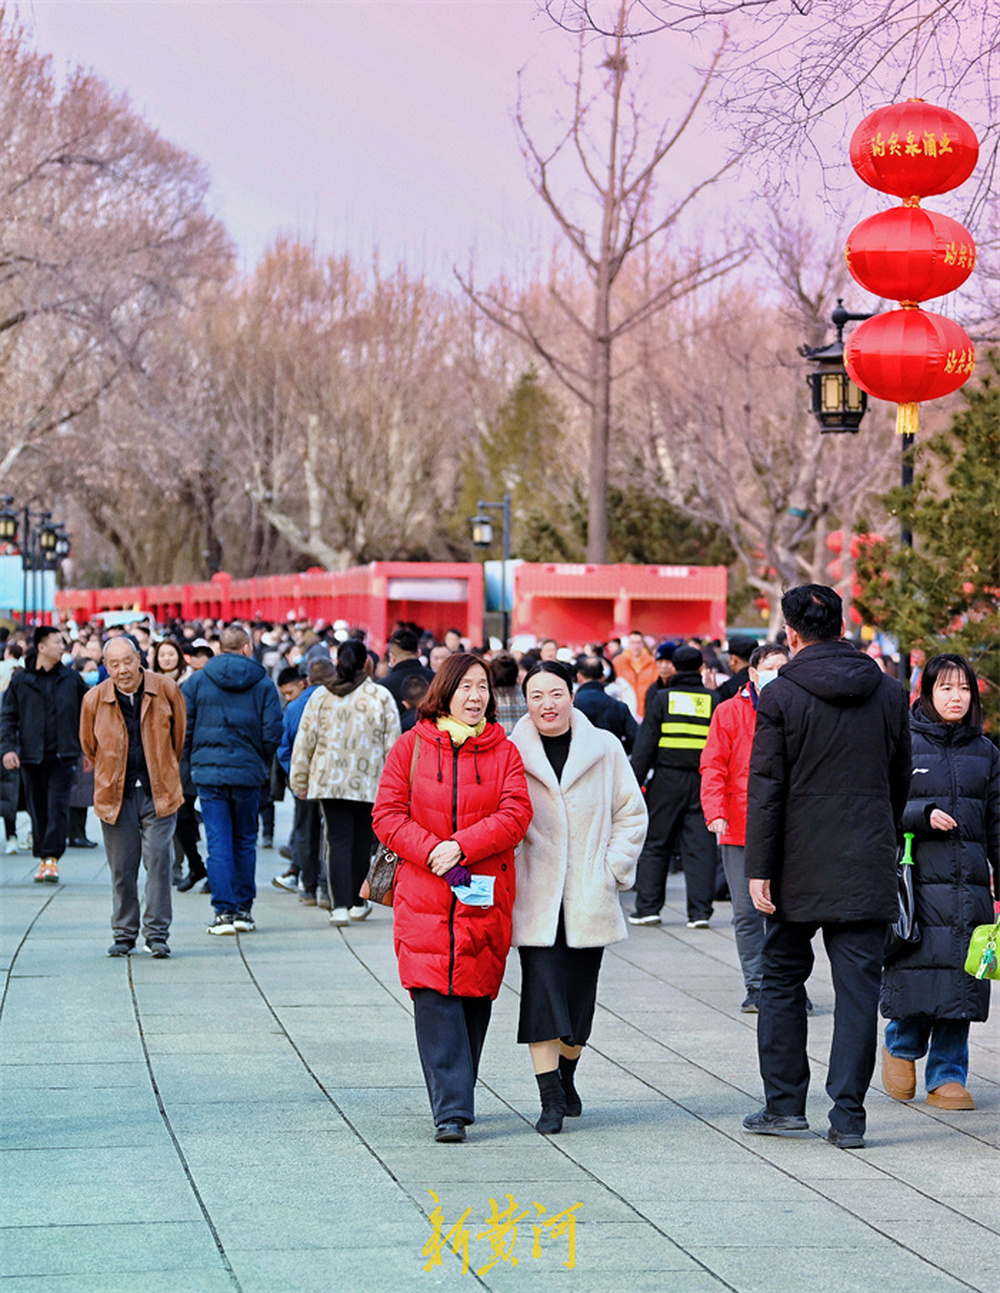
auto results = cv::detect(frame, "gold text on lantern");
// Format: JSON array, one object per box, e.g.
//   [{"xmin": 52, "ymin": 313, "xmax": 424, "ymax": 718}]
[{"xmin": 871, "ymin": 131, "xmax": 954, "ymax": 159}]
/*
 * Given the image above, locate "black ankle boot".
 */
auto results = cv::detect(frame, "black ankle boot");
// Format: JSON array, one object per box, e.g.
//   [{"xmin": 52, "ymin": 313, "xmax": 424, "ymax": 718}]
[
  {"xmin": 559, "ymin": 1055, "xmax": 582, "ymax": 1117},
  {"xmin": 535, "ymin": 1069, "xmax": 567, "ymax": 1134},
  {"xmin": 177, "ymin": 864, "xmax": 206, "ymax": 893}
]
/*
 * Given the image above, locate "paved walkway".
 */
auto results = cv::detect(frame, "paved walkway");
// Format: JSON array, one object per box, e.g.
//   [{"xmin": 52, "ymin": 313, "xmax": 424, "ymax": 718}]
[{"xmin": 2, "ymin": 801, "xmax": 997, "ymax": 1292}]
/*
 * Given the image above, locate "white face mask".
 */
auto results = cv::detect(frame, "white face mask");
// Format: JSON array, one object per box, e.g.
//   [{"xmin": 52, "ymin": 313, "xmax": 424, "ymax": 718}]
[{"xmin": 756, "ymin": 669, "xmax": 780, "ymax": 690}]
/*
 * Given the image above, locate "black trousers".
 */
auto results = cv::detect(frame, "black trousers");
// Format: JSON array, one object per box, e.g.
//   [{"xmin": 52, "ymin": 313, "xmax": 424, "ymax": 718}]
[
  {"xmin": 633, "ymin": 768, "xmax": 716, "ymax": 922},
  {"xmin": 757, "ymin": 919, "xmax": 885, "ymax": 1135},
  {"xmin": 292, "ymin": 797, "xmax": 323, "ymax": 893},
  {"xmin": 20, "ymin": 759, "xmax": 75, "ymax": 860},
  {"xmin": 320, "ymin": 798, "xmax": 374, "ymax": 909},
  {"xmin": 174, "ymin": 795, "xmax": 203, "ymax": 870},
  {"xmin": 411, "ymin": 988, "xmax": 493, "ymax": 1125}
]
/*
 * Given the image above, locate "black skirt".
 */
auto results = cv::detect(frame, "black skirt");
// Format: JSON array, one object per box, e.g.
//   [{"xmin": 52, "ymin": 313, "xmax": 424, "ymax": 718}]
[{"xmin": 517, "ymin": 912, "xmax": 604, "ymax": 1047}]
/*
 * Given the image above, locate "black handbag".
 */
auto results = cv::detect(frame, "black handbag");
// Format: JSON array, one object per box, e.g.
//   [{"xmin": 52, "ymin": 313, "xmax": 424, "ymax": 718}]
[{"xmin": 883, "ymin": 832, "xmax": 919, "ymax": 965}]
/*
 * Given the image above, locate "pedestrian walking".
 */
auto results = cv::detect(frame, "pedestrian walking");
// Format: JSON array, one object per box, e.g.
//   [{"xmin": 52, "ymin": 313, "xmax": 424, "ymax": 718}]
[
  {"xmin": 0, "ymin": 627, "xmax": 88, "ymax": 883},
  {"xmin": 510, "ymin": 662, "xmax": 646, "ymax": 1134},
  {"xmin": 184, "ymin": 625, "xmax": 283, "ymax": 936},
  {"xmin": 628, "ymin": 644, "xmax": 719, "ymax": 928},
  {"xmin": 372, "ymin": 654, "xmax": 532, "ymax": 1144},
  {"xmin": 881, "ymin": 653, "xmax": 999, "ymax": 1111},
  {"xmin": 742, "ymin": 585, "xmax": 911, "ymax": 1149},
  {"xmin": 289, "ymin": 640, "xmax": 400, "ymax": 923},
  {"xmin": 80, "ymin": 636, "xmax": 186, "ymax": 958},
  {"xmin": 699, "ymin": 642, "xmax": 790, "ymax": 1011}
]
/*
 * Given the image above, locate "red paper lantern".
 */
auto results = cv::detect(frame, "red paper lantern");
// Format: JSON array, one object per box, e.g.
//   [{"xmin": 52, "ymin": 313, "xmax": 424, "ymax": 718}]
[
  {"xmin": 850, "ymin": 101, "xmax": 978, "ymax": 198},
  {"xmin": 846, "ymin": 207, "xmax": 976, "ymax": 302},
  {"xmin": 844, "ymin": 308, "xmax": 975, "ymax": 433}
]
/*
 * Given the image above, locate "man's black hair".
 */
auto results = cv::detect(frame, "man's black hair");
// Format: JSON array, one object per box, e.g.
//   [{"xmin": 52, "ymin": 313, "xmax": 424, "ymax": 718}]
[
  {"xmin": 388, "ymin": 628, "xmax": 419, "ymax": 654},
  {"xmin": 576, "ymin": 655, "xmax": 606, "ymax": 682},
  {"xmin": 781, "ymin": 584, "xmax": 843, "ymax": 644},
  {"xmin": 277, "ymin": 665, "xmax": 304, "ymax": 688},
  {"xmin": 749, "ymin": 643, "xmax": 790, "ymax": 669}
]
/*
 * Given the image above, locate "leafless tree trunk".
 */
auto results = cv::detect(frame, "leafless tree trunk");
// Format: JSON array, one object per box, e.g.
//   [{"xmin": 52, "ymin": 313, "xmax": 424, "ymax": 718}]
[{"xmin": 459, "ymin": 1, "xmax": 749, "ymax": 561}]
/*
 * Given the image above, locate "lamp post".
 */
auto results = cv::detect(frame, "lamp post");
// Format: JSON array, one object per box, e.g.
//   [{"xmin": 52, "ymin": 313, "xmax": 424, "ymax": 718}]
[
  {"xmin": 1, "ymin": 503, "xmax": 72, "ymax": 625},
  {"xmin": 470, "ymin": 495, "xmax": 511, "ymax": 649},
  {"xmin": 800, "ymin": 299, "xmax": 872, "ymax": 434},
  {"xmin": 802, "ymin": 302, "xmax": 913, "ymax": 689}
]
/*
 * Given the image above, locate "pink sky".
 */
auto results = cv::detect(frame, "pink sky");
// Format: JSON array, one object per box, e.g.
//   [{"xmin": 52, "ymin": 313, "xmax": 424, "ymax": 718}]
[{"xmin": 24, "ymin": 1, "xmax": 734, "ymax": 283}]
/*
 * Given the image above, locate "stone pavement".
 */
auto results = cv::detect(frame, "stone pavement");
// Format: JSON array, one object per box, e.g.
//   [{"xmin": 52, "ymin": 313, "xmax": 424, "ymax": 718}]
[{"xmin": 1, "ymin": 800, "xmax": 997, "ymax": 1293}]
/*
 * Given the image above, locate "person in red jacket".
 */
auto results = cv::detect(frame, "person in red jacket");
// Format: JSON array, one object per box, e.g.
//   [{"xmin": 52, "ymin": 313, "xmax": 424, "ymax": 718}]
[
  {"xmin": 700, "ymin": 643, "xmax": 789, "ymax": 1012},
  {"xmin": 373, "ymin": 653, "xmax": 532, "ymax": 1144}
]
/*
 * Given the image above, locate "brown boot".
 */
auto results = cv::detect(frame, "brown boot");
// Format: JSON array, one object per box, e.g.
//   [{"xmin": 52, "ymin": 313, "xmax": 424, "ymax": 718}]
[
  {"xmin": 927, "ymin": 1082, "xmax": 975, "ymax": 1110},
  {"xmin": 881, "ymin": 1046, "xmax": 916, "ymax": 1101}
]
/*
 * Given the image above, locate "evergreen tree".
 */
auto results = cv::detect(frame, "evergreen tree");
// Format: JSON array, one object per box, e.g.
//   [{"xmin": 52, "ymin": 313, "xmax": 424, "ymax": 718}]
[{"xmin": 855, "ymin": 353, "xmax": 1000, "ymax": 730}]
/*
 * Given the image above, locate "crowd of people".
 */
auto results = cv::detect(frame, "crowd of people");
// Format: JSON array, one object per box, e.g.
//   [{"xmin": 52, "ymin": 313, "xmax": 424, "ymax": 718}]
[{"xmin": 1, "ymin": 587, "xmax": 995, "ymax": 1147}]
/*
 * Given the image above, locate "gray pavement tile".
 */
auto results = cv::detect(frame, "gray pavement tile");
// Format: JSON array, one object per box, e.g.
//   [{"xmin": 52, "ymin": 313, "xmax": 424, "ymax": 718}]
[
  {"xmin": 397, "ymin": 1178, "xmax": 639, "ymax": 1225},
  {"xmin": 165, "ymin": 1097, "xmax": 338, "ymax": 1134},
  {"xmin": 143, "ymin": 1029, "xmax": 291, "ymax": 1056},
  {"xmin": 0, "ymin": 1061, "xmax": 147, "ymax": 1091},
  {"xmin": 0, "ymin": 1152, "xmax": 202, "ymax": 1228},
  {"xmin": 0, "ymin": 1273, "xmax": 237, "ymax": 1292},
  {"xmin": 148, "ymin": 1057, "xmax": 314, "ymax": 1104},
  {"xmin": 0, "ymin": 1108, "xmax": 164, "ymax": 1151},
  {"xmin": 0, "ymin": 1039, "xmax": 143, "ymax": 1065},
  {"xmin": 935, "ymin": 1194, "xmax": 1000, "ymax": 1229},
  {"xmin": 634, "ymin": 1198, "xmax": 889, "ymax": 1249},
  {"xmin": 875, "ymin": 1218, "xmax": 1000, "ymax": 1282},
  {"xmin": 597, "ymin": 1162, "xmax": 814, "ymax": 1201},
  {"xmin": 685, "ymin": 1244, "xmax": 981, "ymax": 1293},
  {"xmin": 227, "ymin": 1243, "xmax": 475, "ymax": 1293},
  {"xmin": 0, "ymin": 1220, "xmax": 220, "ymax": 1276},
  {"xmin": 811, "ymin": 1177, "xmax": 983, "ymax": 1222},
  {"xmin": 384, "ymin": 1143, "xmax": 597, "ymax": 1185}
]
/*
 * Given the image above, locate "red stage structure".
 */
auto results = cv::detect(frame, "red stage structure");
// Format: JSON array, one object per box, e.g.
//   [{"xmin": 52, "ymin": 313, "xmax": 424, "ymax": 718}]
[{"xmin": 55, "ymin": 561, "xmax": 727, "ymax": 650}]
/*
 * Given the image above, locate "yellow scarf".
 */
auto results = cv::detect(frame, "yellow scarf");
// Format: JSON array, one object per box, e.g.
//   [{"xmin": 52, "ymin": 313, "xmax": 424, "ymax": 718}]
[{"xmin": 436, "ymin": 715, "xmax": 487, "ymax": 746}]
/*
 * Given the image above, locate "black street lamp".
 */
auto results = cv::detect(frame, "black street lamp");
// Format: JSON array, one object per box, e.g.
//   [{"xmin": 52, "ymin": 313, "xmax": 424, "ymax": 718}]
[
  {"xmin": 2, "ymin": 503, "xmax": 72, "ymax": 624},
  {"xmin": 469, "ymin": 495, "xmax": 511, "ymax": 649},
  {"xmin": 800, "ymin": 300, "xmax": 873, "ymax": 433},
  {"xmin": 0, "ymin": 497, "xmax": 18, "ymax": 546}
]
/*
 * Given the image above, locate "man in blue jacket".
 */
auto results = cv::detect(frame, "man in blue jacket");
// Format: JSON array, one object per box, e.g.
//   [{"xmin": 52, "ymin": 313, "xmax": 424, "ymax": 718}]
[{"xmin": 184, "ymin": 625, "xmax": 283, "ymax": 935}]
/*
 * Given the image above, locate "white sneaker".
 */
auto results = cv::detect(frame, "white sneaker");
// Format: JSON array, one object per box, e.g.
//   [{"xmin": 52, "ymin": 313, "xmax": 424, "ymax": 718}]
[
  {"xmin": 5, "ymin": 838, "xmax": 17, "ymax": 855},
  {"xmin": 349, "ymin": 900, "xmax": 372, "ymax": 921},
  {"xmin": 329, "ymin": 907, "xmax": 349, "ymax": 926}
]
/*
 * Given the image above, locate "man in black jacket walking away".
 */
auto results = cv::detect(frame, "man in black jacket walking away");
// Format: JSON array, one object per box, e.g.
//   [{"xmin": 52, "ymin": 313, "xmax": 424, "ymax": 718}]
[
  {"xmin": 628, "ymin": 645, "xmax": 719, "ymax": 928},
  {"xmin": 0, "ymin": 627, "xmax": 88, "ymax": 883},
  {"xmin": 742, "ymin": 585, "xmax": 911, "ymax": 1149}
]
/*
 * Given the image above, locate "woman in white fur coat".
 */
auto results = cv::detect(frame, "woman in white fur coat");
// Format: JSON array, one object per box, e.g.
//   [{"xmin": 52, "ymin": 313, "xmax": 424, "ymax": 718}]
[{"xmin": 510, "ymin": 661, "xmax": 648, "ymax": 1134}]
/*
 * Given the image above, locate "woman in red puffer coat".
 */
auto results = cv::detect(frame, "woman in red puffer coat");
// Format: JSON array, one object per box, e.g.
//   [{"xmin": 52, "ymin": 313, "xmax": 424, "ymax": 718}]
[{"xmin": 373, "ymin": 653, "xmax": 532, "ymax": 1144}]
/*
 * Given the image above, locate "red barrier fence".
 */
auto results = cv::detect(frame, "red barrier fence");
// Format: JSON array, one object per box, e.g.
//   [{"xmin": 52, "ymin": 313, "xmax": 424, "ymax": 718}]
[{"xmin": 55, "ymin": 561, "xmax": 727, "ymax": 651}]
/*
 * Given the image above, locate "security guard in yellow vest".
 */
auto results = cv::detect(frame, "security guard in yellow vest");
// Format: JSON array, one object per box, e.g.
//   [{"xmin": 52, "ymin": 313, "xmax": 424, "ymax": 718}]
[{"xmin": 628, "ymin": 645, "xmax": 720, "ymax": 927}]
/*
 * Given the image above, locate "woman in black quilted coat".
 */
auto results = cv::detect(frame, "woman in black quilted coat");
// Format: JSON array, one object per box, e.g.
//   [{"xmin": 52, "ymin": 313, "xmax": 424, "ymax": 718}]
[{"xmin": 881, "ymin": 654, "xmax": 999, "ymax": 1111}]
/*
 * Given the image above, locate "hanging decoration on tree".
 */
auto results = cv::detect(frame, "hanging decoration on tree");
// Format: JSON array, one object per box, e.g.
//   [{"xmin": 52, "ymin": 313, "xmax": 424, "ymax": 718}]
[{"xmin": 843, "ymin": 100, "xmax": 979, "ymax": 436}]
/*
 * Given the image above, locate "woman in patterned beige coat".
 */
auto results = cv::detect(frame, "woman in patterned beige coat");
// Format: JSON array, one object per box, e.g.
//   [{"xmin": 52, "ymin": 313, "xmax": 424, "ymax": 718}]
[{"xmin": 289, "ymin": 640, "xmax": 400, "ymax": 923}]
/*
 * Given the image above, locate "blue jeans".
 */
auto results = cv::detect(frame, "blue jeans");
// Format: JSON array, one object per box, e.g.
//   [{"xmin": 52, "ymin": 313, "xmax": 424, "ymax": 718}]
[
  {"xmin": 198, "ymin": 785, "xmax": 259, "ymax": 915},
  {"xmin": 720, "ymin": 845, "xmax": 765, "ymax": 992},
  {"xmin": 885, "ymin": 1017, "xmax": 970, "ymax": 1091}
]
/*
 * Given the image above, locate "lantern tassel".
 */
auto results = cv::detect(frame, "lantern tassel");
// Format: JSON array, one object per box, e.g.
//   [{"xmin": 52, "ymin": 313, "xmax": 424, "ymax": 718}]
[{"xmin": 896, "ymin": 402, "xmax": 919, "ymax": 437}]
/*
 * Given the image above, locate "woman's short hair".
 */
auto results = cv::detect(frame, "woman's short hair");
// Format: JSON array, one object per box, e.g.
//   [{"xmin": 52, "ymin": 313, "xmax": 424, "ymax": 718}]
[
  {"xmin": 521, "ymin": 660, "xmax": 575, "ymax": 697},
  {"xmin": 418, "ymin": 652, "xmax": 497, "ymax": 723},
  {"xmin": 918, "ymin": 652, "xmax": 983, "ymax": 728}
]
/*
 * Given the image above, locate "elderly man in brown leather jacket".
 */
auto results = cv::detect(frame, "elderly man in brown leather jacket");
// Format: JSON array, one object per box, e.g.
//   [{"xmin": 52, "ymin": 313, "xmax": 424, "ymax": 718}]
[{"xmin": 80, "ymin": 635, "xmax": 186, "ymax": 958}]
